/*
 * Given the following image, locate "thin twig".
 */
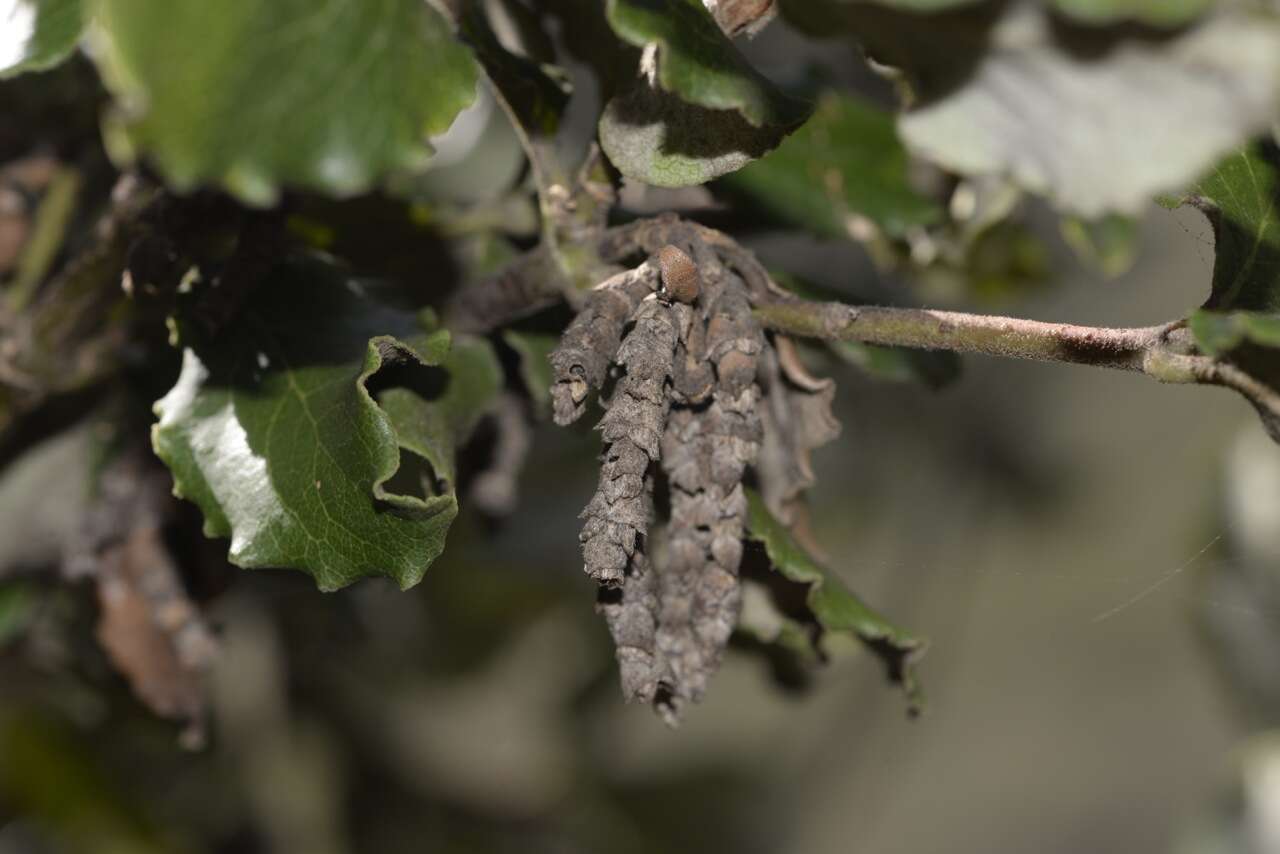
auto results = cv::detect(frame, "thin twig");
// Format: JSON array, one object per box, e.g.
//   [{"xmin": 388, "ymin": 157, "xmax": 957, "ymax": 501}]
[{"xmin": 753, "ymin": 298, "xmax": 1167, "ymax": 372}]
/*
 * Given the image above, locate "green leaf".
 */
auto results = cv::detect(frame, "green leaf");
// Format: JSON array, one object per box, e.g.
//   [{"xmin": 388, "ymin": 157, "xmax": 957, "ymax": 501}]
[
  {"xmin": 1188, "ymin": 143, "xmax": 1280, "ymax": 315},
  {"xmin": 605, "ymin": 0, "xmax": 809, "ymax": 128},
  {"xmin": 737, "ymin": 578, "xmax": 822, "ymax": 668},
  {"xmin": 502, "ymin": 330, "xmax": 558, "ymax": 418},
  {"xmin": 717, "ymin": 92, "xmax": 941, "ymax": 240},
  {"xmin": 1189, "ymin": 311, "xmax": 1280, "ymax": 358},
  {"xmin": 1184, "ymin": 143, "xmax": 1280, "ymax": 357},
  {"xmin": 0, "ymin": 0, "xmax": 84, "ymax": 79},
  {"xmin": 1178, "ymin": 143, "xmax": 1280, "ymax": 443},
  {"xmin": 378, "ymin": 323, "xmax": 504, "ymax": 488},
  {"xmin": 851, "ymin": 3, "xmax": 1280, "ymax": 216},
  {"xmin": 90, "ymin": 0, "xmax": 478, "ymax": 205},
  {"xmin": 152, "ymin": 256, "xmax": 489, "ymax": 591},
  {"xmin": 598, "ymin": 0, "xmax": 811, "ymax": 187},
  {"xmin": 744, "ymin": 489, "xmax": 926, "ymax": 709},
  {"xmin": 598, "ymin": 85, "xmax": 784, "ymax": 187}
]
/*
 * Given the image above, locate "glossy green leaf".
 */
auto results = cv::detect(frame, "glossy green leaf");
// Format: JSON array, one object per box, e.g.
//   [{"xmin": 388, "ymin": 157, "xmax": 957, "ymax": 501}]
[
  {"xmin": 378, "ymin": 324, "xmax": 504, "ymax": 488},
  {"xmin": 91, "ymin": 0, "xmax": 478, "ymax": 204},
  {"xmin": 1184, "ymin": 143, "xmax": 1280, "ymax": 358},
  {"xmin": 598, "ymin": 0, "xmax": 811, "ymax": 187},
  {"xmin": 0, "ymin": 0, "xmax": 84, "ymax": 78},
  {"xmin": 152, "ymin": 256, "xmax": 488, "ymax": 591},
  {"xmin": 1188, "ymin": 144, "xmax": 1280, "ymax": 315},
  {"xmin": 744, "ymin": 489, "xmax": 926, "ymax": 709},
  {"xmin": 718, "ymin": 92, "xmax": 940, "ymax": 239},
  {"xmin": 1179, "ymin": 144, "xmax": 1280, "ymax": 443}
]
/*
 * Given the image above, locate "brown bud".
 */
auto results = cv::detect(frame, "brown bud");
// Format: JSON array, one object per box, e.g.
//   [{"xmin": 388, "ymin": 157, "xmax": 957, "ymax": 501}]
[
  {"xmin": 658, "ymin": 245, "xmax": 700, "ymax": 304},
  {"xmin": 706, "ymin": 0, "xmax": 776, "ymax": 38}
]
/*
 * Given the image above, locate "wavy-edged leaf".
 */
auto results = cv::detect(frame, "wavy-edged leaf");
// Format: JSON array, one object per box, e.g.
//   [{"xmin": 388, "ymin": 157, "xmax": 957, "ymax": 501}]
[
  {"xmin": 152, "ymin": 256, "xmax": 483, "ymax": 591},
  {"xmin": 91, "ymin": 0, "xmax": 478, "ymax": 205},
  {"xmin": 717, "ymin": 92, "xmax": 941, "ymax": 239},
  {"xmin": 744, "ymin": 489, "xmax": 926, "ymax": 709},
  {"xmin": 843, "ymin": 3, "xmax": 1280, "ymax": 217},
  {"xmin": 0, "ymin": 0, "xmax": 84, "ymax": 78},
  {"xmin": 378, "ymin": 323, "xmax": 504, "ymax": 488},
  {"xmin": 598, "ymin": 0, "xmax": 811, "ymax": 187}
]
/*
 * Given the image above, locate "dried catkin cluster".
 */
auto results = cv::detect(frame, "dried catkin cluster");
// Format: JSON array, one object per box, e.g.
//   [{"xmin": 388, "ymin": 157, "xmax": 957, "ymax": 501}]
[{"xmin": 551, "ymin": 236, "xmax": 833, "ymax": 723}]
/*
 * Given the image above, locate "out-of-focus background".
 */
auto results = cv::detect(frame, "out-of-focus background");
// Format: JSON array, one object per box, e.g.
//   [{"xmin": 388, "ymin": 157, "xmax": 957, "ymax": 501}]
[{"xmin": 5, "ymin": 12, "xmax": 1280, "ymax": 854}]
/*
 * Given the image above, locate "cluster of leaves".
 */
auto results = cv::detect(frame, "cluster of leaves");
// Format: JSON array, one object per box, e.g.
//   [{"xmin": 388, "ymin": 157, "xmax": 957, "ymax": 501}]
[{"xmin": 2, "ymin": 0, "xmax": 1280, "ymax": 729}]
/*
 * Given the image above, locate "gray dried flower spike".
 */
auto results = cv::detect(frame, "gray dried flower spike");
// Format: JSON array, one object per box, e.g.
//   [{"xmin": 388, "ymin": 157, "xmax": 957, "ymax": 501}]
[
  {"xmin": 549, "ymin": 262, "xmax": 658, "ymax": 426},
  {"xmin": 556, "ymin": 232, "xmax": 830, "ymax": 723},
  {"xmin": 654, "ymin": 286, "xmax": 763, "ymax": 720},
  {"xmin": 579, "ymin": 295, "xmax": 679, "ymax": 587}
]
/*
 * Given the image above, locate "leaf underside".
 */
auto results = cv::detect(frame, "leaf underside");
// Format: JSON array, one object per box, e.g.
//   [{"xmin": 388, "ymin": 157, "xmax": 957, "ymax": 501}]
[{"xmin": 599, "ymin": 0, "xmax": 812, "ymax": 187}]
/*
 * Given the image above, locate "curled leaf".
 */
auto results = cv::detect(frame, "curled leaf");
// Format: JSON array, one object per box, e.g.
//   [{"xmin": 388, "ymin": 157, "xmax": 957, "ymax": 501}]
[
  {"xmin": 152, "ymin": 256, "xmax": 473, "ymax": 591},
  {"xmin": 745, "ymin": 489, "xmax": 926, "ymax": 709}
]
